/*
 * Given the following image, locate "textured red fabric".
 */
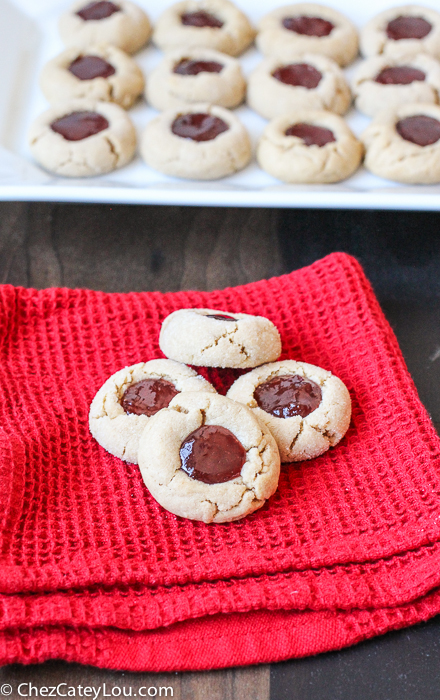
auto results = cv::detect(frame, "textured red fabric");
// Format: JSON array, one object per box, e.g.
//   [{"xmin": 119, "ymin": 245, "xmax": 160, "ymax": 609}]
[{"xmin": 1, "ymin": 252, "xmax": 440, "ymax": 670}]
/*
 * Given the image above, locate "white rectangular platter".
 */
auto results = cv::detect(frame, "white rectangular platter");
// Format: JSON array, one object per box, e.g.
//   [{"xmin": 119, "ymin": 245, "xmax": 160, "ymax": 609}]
[{"xmin": 2, "ymin": 0, "xmax": 440, "ymax": 209}]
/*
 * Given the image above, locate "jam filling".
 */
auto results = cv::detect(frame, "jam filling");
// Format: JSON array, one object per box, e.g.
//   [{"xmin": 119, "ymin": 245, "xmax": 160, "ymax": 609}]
[
  {"xmin": 180, "ymin": 425, "xmax": 246, "ymax": 484},
  {"xmin": 386, "ymin": 16, "xmax": 432, "ymax": 40},
  {"xmin": 206, "ymin": 313, "xmax": 237, "ymax": 321},
  {"xmin": 282, "ymin": 15, "xmax": 334, "ymax": 37},
  {"xmin": 77, "ymin": 1, "xmax": 120, "ymax": 21},
  {"xmin": 171, "ymin": 113, "xmax": 229, "ymax": 141},
  {"xmin": 181, "ymin": 11, "xmax": 223, "ymax": 28},
  {"xmin": 285, "ymin": 123, "xmax": 336, "ymax": 146},
  {"xmin": 68, "ymin": 55, "xmax": 116, "ymax": 80},
  {"xmin": 272, "ymin": 63, "xmax": 322, "ymax": 89},
  {"xmin": 375, "ymin": 66, "xmax": 425, "ymax": 85},
  {"xmin": 50, "ymin": 111, "xmax": 109, "ymax": 141},
  {"xmin": 396, "ymin": 115, "xmax": 440, "ymax": 146},
  {"xmin": 174, "ymin": 58, "xmax": 224, "ymax": 75},
  {"xmin": 254, "ymin": 374, "xmax": 322, "ymax": 419},
  {"xmin": 121, "ymin": 378, "xmax": 179, "ymax": 416}
]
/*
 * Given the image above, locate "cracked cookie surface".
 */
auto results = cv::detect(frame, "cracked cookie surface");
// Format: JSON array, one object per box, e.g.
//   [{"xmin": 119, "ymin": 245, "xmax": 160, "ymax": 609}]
[
  {"xmin": 247, "ymin": 53, "xmax": 351, "ymax": 120},
  {"xmin": 360, "ymin": 5, "xmax": 440, "ymax": 61},
  {"xmin": 147, "ymin": 48, "xmax": 246, "ymax": 111},
  {"xmin": 352, "ymin": 53, "xmax": 440, "ymax": 118},
  {"xmin": 159, "ymin": 308, "xmax": 281, "ymax": 368},
  {"xmin": 140, "ymin": 103, "xmax": 251, "ymax": 180},
  {"xmin": 256, "ymin": 3, "xmax": 358, "ymax": 67},
  {"xmin": 89, "ymin": 359, "xmax": 216, "ymax": 464},
  {"xmin": 40, "ymin": 44, "xmax": 145, "ymax": 110},
  {"xmin": 257, "ymin": 109, "xmax": 363, "ymax": 184},
  {"xmin": 59, "ymin": 0, "xmax": 151, "ymax": 54},
  {"xmin": 361, "ymin": 102, "xmax": 440, "ymax": 184},
  {"xmin": 28, "ymin": 99, "xmax": 136, "ymax": 177},
  {"xmin": 227, "ymin": 360, "xmax": 351, "ymax": 462},
  {"xmin": 153, "ymin": 0, "xmax": 255, "ymax": 57},
  {"xmin": 137, "ymin": 391, "xmax": 280, "ymax": 523}
]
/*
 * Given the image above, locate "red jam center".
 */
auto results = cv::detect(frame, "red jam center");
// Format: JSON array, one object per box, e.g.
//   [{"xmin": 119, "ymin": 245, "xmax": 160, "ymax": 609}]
[
  {"xmin": 121, "ymin": 378, "xmax": 179, "ymax": 416},
  {"xmin": 375, "ymin": 66, "xmax": 426, "ymax": 85},
  {"xmin": 282, "ymin": 15, "xmax": 334, "ymax": 37},
  {"xmin": 50, "ymin": 111, "xmax": 109, "ymax": 141},
  {"xmin": 206, "ymin": 313, "xmax": 237, "ymax": 321},
  {"xmin": 254, "ymin": 374, "xmax": 322, "ymax": 419},
  {"xmin": 174, "ymin": 59, "xmax": 224, "ymax": 75},
  {"xmin": 68, "ymin": 55, "xmax": 116, "ymax": 80},
  {"xmin": 181, "ymin": 11, "xmax": 223, "ymax": 28},
  {"xmin": 396, "ymin": 115, "xmax": 440, "ymax": 146},
  {"xmin": 171, "ymin": 113, "xmax": 229, "ymax": 141},
  {"xmin": 272, "ymin": 63, "xmax": 322, "ymax": 89},
  {"xmin": 77, "ymin": 1, "xmax": 120, "ymax": 20},
  {"xmin": 285, "ymin": 123, "xmax": 336, "ymax": 147},
  {"xmin": 386, "ymin": 16, "xmax": 432, "ymax": 40},
  {"xmin": 180, "ymin": 425, "xmax": 246, "ymax": 484}
]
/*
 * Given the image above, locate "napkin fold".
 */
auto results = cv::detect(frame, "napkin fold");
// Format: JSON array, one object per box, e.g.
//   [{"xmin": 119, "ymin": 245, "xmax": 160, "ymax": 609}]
[{"xmin": 1, "ymin": 252, "xmax": 440, "ymax": 671}]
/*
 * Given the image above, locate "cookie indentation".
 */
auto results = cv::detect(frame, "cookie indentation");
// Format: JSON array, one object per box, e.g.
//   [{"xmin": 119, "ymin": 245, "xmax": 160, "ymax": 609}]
[
  {"xmin": 173, "ymin": 58, "xmax": 224, "ymax": 75},
  {"xmin": 181, "ymin": 11, "xmax": 224, "ymax": 28},
  {"xmin": 77, "ymin": 1, "xmax": 120, "ymax": 21},
  {"xmin": 50, "ymin": 111, "xmax": 109, "ymax": 141},
  {"xmin": 396, "ymin": 115, "xmax": 440, "ymax": 146},
  {"xmin": 68, "ymin": 55, "xmax": 116, "ymax": 80},
  {"xmin": 206, "ymin": 313, "xmax": 237, "ymax": 321},
  {"xmin": 180, "ymin": 425, "xmax": 246, "ymax": 484},
  {"xmin": 282, "ymin": 16, "xmax": 334, "ymax": 37},
  {"xmin": 171, "ymin": 113, "xmax": 229, "ymax": 141},
  {"xmin": 121, "ymin": 378, "xmax": 179, "ymax": 416},
  {"xmin": 375, "ymin": 66, "xmax": 425, "ymax": 85},
  {"xmin": 285, "ymin": 123, "xmax": 336, "ymax": 146},
  {"xmin": 254, "ymin": 374, "xmax": 322, "ymax": 418},
  {"xmin": 272, "ymin": 63, "xmax": 322, "ymax": 88},
  {"xmin": 386, "ymin": 16, "xmax": 432, "ymax": 41}
]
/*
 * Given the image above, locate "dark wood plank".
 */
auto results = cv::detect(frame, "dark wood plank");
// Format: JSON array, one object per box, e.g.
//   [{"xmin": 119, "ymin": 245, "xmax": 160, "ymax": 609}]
[
  {"xmin": 270, "ymin": 616, "xmax": 440, "ymax": 700},
  {"xmin": 1, "ymin": 662, "xmax": 269, "ymax": 700},
  {"xmin": 0, "ymin": 203, "xmax": 281, "ymax": 293}
]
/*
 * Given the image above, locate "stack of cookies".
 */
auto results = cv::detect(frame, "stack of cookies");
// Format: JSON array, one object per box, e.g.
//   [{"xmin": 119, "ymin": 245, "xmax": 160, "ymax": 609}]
[{"xmin": 89, "ymin": 307, "xmax": 351, "ymax": 523}]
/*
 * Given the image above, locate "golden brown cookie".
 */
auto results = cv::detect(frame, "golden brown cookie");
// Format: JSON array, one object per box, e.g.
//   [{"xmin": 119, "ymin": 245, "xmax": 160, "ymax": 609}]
[
  {"xmin": 256, "ymin": 3, "xmax": 358, "ymax": 67},
  {"xmin": 147, "ymin": 48, "xmax": 246, "ymax": 111},
  {"xmin": 227, "ymin": 360, "xmax": 351, "ymax": 462},
  {"xmin": 153, "ymin": 0, "xmax": 255, "ymax": 57},
  {"xmin": 352, "ymin": 53, "xmax": 440, "ymax": 117},
  {"xmin": 159, "ymin": 308, "xmax": 281, "ymax": 368},
  {"xmin": 40, "ymin": 44, "xmax": 145, "ymax": 110},
  {"xmin": 89, "ymin": 360, "xmax": 216, "ymax": 464},
  {"xmin": 257, "ymin": 109, "xmax": 363, "ymax": 184},
  {"xmin": 28, "ymin": 99, "xmax": 136, "ymax": 177},
  {"xmin": 360, "ymin": 5, "xmax": 440, "ymax": 61},
  {"xmin": 248, "ymin": 53, "xmax": 351, "ymax": 119},
  {"xmin": 59, "ymin": 0, "xmax": 151, "ymax": 54},
  {"xmin": 137, "ymin": 392, "xmax": 280, "ymax": 523},
  {"xmin": 141, "ymin": 104, "xmax": 251, "ymax": 180},
  {"xmin": 362, "ymin": 102, "xmax": 440, "ymax": 184}
]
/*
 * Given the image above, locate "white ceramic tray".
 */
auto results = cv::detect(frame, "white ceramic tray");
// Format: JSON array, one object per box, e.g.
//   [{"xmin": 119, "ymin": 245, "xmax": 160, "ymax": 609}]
[{"xmin": 2, "ymin": 0, "xmax": 440, "ymax": 208}]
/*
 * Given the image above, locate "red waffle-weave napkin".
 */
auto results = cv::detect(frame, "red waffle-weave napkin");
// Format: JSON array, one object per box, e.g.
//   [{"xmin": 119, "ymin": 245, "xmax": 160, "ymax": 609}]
[{"xmin": 1, "ymin": 252, "xmax": 440, "ymax": 671}]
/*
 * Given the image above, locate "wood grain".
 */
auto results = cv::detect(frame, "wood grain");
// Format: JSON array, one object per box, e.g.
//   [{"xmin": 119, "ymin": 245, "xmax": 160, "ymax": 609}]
[
  {"xmin": 2, "ymin": 662, "xmax": 270, "ymax": 700},
  {"xmin": 0, "ymin": 203, "xmax": 283, "ymax": 292}
]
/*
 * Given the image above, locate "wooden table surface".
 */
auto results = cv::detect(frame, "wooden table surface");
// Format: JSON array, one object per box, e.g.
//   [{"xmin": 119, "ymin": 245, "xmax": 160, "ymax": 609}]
[{"xmin": 1, "ymin": 202, "xmax": 440, "ymax": 700}]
